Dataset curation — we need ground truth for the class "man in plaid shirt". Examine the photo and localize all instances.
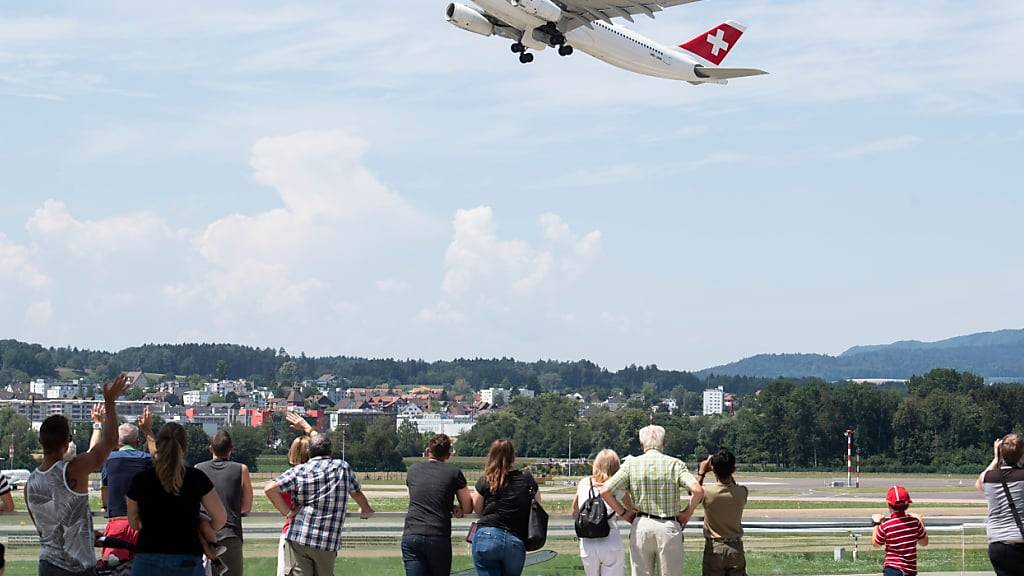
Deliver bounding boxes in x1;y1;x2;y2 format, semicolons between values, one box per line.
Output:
601;425;704;576
266;412;374;575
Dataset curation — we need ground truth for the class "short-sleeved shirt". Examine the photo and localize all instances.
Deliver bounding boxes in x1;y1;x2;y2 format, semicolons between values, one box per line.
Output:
702;482;748;540
873;511;926;575
126;467;215;556
404;460;468;537
102;446;152;518
604;449;697;519
475;471;538;543
276;456;361;551
982;466;1024;543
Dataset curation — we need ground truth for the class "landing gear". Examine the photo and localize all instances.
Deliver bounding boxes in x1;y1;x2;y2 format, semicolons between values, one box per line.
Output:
558;45;574;57
511;42;525;53
551;33;566;47
519;52;535;64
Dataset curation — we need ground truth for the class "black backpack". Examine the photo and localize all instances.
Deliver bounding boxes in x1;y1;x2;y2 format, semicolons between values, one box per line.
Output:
575;482;612;539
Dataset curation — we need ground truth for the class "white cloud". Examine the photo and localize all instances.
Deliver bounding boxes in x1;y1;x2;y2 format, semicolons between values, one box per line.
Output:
837;135;923;159
0;233;49;288
423;207;602;329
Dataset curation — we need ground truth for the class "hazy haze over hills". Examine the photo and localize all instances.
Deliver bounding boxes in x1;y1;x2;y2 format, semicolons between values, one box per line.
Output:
698;329;1024;380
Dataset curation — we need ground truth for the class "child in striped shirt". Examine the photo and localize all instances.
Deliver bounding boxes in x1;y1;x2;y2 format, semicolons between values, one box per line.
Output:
872;485;929;576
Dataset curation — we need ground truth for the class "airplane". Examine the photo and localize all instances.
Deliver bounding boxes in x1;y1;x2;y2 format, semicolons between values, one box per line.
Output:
445;0;767;84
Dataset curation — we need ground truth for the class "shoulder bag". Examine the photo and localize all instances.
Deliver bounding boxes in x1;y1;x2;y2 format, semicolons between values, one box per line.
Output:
999;467;1024;539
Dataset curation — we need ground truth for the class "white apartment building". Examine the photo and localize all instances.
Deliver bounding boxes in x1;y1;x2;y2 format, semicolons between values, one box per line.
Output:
45;380;91;399
398;413;476;437
479;388;511;406
703;386;724;416
0;399;160;427
183;390;211;406
205;380;249;396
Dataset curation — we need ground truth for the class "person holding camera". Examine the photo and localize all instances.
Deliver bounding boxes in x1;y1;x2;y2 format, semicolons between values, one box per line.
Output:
698;449;748;576
976;434;1024;576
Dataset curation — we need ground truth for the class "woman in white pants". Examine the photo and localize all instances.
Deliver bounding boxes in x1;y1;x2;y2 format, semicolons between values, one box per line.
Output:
573;449;632;576
276;436;310;576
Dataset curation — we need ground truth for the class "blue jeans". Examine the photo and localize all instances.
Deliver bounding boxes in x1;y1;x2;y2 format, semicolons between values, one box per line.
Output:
131;553;205;576
882;568;908;576
471;526;526;576
402;534;453;576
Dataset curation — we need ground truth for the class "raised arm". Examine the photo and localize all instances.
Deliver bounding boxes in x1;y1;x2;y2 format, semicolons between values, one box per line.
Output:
976;438;1002;493
88;403;104;451
69;375;129;491
138;408;157;456
286;411;317;437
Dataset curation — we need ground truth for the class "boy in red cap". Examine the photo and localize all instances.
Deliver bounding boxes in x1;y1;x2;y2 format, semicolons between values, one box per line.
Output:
872;485;929;576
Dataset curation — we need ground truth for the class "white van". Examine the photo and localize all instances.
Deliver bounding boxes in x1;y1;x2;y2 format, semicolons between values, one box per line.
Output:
3;469;31;490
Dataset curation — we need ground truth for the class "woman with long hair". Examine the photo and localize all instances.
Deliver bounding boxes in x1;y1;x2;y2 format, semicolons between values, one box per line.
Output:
276;436;310;576
471;440;540;576
126;423;226;576
572;449;631;576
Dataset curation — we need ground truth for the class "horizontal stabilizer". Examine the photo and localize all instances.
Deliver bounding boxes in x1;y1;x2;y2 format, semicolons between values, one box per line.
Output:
693;67;767;80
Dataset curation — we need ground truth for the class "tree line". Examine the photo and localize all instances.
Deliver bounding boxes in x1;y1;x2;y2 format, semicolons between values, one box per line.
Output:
0;339;771;397
457;369;1024;474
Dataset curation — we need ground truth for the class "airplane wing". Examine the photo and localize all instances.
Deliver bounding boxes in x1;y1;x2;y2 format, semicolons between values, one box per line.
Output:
693;66;768;80
559;1;703;31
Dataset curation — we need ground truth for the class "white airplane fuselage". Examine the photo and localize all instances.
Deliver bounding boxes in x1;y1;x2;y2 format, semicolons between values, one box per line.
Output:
470;0;710;82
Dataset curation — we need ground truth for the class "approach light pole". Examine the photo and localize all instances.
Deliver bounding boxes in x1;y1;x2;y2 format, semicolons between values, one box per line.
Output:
844;429;854;488
565;423;575;479
340;422;350;462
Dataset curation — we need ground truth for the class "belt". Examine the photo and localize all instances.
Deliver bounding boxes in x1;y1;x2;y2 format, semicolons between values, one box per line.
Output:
705;536;743;544
635;511;676;522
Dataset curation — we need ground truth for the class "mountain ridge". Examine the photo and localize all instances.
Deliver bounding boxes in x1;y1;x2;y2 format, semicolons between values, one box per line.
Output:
698;328;1024;380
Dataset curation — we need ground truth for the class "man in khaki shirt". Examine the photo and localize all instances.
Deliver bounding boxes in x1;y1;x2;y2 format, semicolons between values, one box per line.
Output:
698;449;748;576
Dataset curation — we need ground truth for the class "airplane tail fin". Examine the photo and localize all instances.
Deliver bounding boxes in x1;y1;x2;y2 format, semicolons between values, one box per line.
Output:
678;21;746;66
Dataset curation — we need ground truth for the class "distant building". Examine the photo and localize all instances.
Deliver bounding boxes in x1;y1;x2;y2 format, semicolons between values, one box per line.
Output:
44;380;90;399
399;413;476;437
124;371;149;389
479;388;511;407
517;388;535;399
1;399;159;428
328;409;396;431
205;380;249;396
183;390;211;406
703;386;724;416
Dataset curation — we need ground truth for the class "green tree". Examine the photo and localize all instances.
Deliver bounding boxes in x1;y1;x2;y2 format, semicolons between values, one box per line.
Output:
0;409;39;468
186;424;211;466
214;360;228;382
221;424;265;472
397;420;427;457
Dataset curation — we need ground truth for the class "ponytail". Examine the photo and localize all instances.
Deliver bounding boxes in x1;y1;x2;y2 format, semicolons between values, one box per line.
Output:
154;422;188;495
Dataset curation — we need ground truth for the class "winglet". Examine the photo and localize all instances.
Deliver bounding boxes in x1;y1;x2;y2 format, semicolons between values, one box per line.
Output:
679;21;747;66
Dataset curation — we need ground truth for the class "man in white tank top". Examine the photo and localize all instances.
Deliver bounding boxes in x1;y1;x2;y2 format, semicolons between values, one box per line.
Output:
26;374;130;576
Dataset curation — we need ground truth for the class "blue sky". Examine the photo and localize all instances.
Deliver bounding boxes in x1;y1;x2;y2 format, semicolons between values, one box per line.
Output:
1;0;1021;371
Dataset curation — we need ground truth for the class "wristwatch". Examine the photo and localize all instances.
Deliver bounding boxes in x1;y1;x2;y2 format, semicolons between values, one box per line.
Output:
93;423;102;430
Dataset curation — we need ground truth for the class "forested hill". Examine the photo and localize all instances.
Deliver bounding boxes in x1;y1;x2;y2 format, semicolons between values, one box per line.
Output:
698;329;1024;380
0;339;774;395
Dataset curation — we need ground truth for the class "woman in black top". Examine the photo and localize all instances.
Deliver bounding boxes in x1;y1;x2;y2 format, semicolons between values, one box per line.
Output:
402;434;473;576
126;423;226;576
471;440;540;576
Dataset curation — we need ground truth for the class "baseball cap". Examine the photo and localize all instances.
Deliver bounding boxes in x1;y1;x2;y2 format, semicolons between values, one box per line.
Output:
886;485;912;506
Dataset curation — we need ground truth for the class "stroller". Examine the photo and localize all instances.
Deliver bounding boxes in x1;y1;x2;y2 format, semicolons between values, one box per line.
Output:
95;535;135;576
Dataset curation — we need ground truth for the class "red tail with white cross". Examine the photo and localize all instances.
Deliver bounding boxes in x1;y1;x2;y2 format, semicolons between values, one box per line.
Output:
678;21;746;66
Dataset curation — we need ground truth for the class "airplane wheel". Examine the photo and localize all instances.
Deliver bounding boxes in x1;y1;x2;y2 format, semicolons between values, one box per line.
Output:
511;42;525;53
559;45;574;56
519;52;534;64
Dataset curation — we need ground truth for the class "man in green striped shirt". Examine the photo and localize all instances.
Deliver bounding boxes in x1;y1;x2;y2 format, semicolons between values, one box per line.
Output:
602;425;704;576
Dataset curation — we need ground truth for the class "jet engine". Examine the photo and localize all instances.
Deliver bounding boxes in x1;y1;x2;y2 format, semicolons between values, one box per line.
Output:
446;3;494;36
510;0;562;23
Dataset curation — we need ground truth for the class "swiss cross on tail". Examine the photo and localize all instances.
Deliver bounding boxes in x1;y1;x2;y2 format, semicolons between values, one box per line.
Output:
678;21;747;66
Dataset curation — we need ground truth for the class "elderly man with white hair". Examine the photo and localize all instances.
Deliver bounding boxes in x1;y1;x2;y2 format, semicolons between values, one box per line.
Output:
601;424;704;576
89;405;156;563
